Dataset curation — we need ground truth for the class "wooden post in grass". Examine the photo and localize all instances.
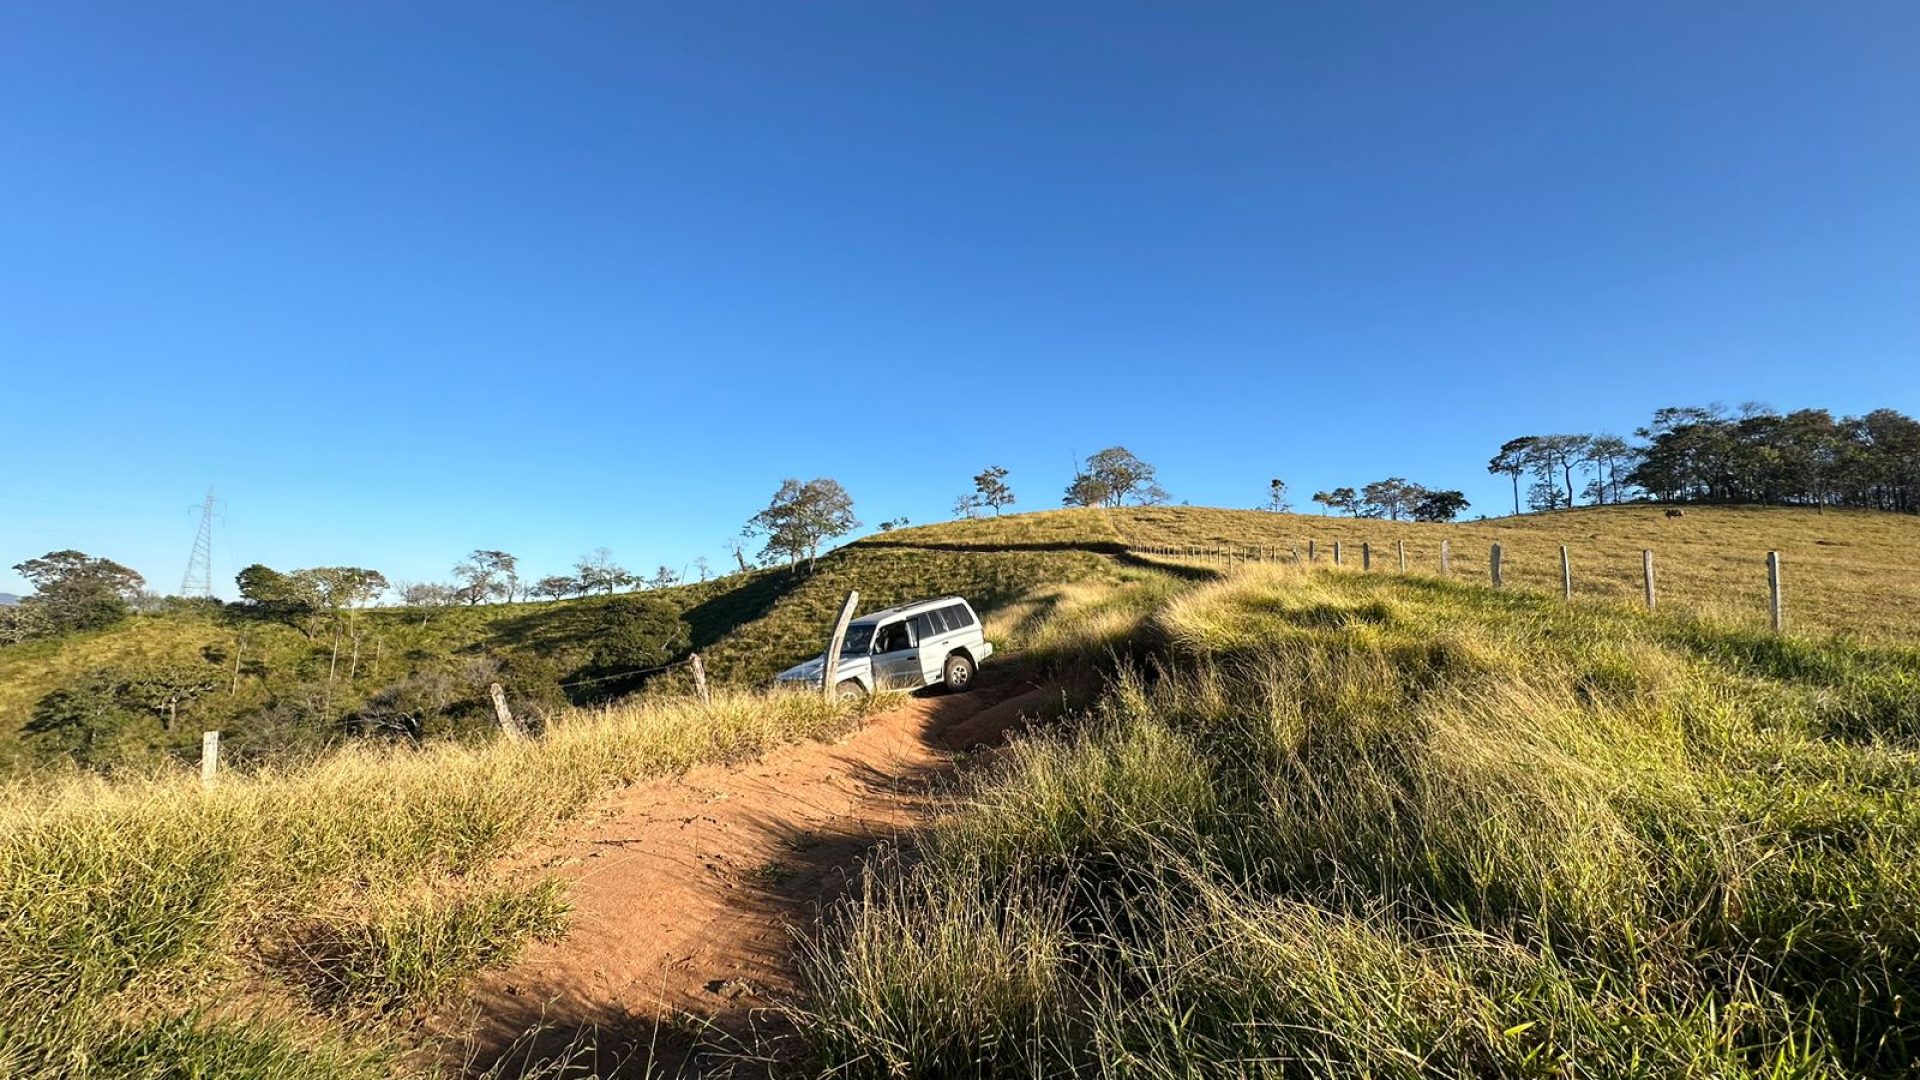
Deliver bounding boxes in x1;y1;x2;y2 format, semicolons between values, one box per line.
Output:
1440;539;1450;576
489;682;527;742
1397;539;1406;572
1560;545;1572;599
1333;541;1343;566
822;589;861;702
1767;551;1783;632
689;652;710;705
1490;543;1504;587
1642;550;1656;610
1362;542;1372;571
200;731;219;789
1308;539;1317;562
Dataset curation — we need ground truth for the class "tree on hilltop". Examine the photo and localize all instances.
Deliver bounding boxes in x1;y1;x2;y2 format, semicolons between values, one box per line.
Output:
1360;478;1423;521
1063;447;1166;507
574;548;634;595
11;550;145;634
1266;479;1291;512
453;550;519;604
973;466;1015;515
1412;489;1470;522
745;478;858;572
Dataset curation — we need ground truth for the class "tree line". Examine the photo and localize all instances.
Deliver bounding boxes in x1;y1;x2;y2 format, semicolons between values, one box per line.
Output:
1305;480;1470;522
1488;404;1920;514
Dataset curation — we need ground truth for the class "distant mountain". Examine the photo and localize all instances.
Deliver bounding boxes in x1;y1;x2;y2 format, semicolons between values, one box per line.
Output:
0;594;17;607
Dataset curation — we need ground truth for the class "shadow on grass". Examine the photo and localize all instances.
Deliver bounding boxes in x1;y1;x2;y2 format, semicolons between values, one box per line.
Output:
456;672;1060;1079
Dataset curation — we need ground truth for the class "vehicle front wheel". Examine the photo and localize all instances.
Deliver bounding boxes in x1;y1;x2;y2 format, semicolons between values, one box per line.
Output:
835;679;867;703
942;653;976;692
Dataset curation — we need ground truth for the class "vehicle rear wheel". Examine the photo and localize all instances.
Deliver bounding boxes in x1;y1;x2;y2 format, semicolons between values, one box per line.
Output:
835;679;867;703
942;653;976;692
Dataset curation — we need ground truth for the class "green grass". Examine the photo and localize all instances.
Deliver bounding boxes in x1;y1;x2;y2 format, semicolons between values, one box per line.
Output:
799;561;1920;1076
5;504;1919;1075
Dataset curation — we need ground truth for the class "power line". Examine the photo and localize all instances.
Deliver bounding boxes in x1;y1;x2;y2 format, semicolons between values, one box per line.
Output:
180;490;217;598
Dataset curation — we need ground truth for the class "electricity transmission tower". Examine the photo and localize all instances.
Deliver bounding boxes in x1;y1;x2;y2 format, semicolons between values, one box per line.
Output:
180;489;217;598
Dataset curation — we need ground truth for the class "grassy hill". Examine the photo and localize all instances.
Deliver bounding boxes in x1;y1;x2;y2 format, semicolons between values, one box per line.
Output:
2;503;1915;772
0;504;1917;1076
911;503;1920;642
0;537;1111;771
799;562;1920;1075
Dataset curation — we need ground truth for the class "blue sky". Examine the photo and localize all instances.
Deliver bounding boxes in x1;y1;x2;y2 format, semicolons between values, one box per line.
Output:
3;2;1916;598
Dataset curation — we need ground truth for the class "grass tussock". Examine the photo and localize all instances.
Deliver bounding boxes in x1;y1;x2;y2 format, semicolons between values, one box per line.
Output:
800;562;1920;1077
0;685;882;1078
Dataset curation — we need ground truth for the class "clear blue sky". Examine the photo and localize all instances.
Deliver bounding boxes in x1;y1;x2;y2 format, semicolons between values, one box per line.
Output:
3;2;1916;598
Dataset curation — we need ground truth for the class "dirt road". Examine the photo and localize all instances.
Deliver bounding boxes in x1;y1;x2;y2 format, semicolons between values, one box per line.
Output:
450;674;1057;1078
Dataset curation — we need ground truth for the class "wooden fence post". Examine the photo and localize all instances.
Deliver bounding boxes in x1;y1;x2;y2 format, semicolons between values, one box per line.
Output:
1642;550;1656;610
689;652;710;705
1397;539;1406;572
1362;542;1372;571
1560;545;1572;599
1440;539;1450;576
1767;551;1783;632
200;731;220;789
1490;543;1504;587
1308;539;1317;562
489;682;527;742
822;589;861;702
1334;541;1344;566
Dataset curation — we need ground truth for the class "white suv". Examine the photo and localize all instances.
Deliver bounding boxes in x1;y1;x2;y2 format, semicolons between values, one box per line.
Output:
776;596;994;699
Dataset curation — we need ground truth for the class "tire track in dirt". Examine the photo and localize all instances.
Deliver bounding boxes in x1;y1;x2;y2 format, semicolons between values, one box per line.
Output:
446;673;1059;1078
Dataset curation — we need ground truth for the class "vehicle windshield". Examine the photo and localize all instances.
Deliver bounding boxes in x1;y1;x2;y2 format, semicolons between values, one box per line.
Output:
838;623;876;656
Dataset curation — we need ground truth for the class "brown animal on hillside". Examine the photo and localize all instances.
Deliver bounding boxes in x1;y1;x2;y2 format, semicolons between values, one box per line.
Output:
1665;508;1686;519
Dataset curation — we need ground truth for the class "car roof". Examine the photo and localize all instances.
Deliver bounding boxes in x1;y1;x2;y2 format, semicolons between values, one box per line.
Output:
852;595;969;626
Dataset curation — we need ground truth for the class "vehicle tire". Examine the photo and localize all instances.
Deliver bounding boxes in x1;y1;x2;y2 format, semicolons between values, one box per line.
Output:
834;679;867;703
942;652;976;693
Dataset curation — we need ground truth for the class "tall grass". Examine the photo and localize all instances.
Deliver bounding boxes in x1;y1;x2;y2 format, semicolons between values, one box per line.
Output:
0;686;876;1077
800;563;1920;1076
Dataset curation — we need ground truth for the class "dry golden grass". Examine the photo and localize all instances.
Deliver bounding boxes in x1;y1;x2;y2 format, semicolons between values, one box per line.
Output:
1109;504;1920;641
0;685;887;1078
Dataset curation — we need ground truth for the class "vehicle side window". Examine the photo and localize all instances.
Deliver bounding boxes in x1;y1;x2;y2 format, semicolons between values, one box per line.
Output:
876;621;913;653
944;604;975;629
912;612;939;640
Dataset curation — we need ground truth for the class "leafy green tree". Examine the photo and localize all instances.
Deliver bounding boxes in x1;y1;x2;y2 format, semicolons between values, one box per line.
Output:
302;567;388;613
118;661;222;732
1586;434;1637;504
1487;437;1540;516
0;603;54;646
574;549;634;595
745;478;859;571
973;466;1015;514
1360;478;1423;521
395;581;459;607
1412;490;1470;522
1309;490;1336;515
1062;474;1111;508
648;565;681;590
1064;447;1166;507
454;550;519;604
24;672;146;767
10;550;145;633
533;575;580;602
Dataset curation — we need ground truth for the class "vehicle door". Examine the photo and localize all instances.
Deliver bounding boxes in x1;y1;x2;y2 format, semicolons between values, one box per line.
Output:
869;619;922;689
912;607;960;683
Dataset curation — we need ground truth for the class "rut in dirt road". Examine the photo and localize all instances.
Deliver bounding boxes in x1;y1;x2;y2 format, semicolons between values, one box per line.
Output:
449;672;1060;1078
